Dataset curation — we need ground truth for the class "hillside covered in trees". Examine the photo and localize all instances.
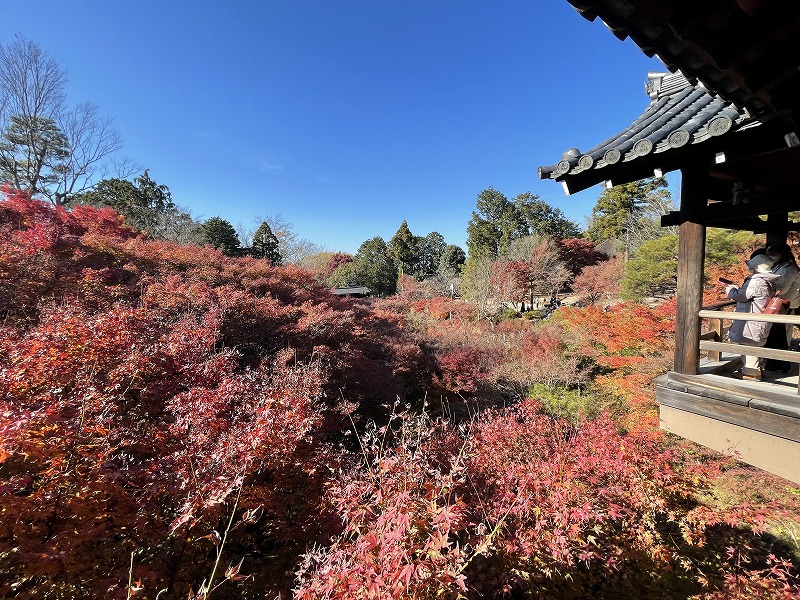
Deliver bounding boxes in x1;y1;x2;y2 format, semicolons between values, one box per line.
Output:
1;190;799;599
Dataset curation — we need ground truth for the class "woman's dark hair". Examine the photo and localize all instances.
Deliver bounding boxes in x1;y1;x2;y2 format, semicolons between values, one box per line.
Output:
750;247;767;259
767;243;795;262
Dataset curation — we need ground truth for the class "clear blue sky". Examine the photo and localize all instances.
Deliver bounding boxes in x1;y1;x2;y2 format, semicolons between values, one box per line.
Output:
5;0;670;254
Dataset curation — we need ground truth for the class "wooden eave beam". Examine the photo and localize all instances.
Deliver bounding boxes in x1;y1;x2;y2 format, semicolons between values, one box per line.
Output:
659;211;795;232
704;198;800;221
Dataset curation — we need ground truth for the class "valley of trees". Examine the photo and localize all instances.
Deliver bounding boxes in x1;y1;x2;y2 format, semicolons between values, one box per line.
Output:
1;35;799;600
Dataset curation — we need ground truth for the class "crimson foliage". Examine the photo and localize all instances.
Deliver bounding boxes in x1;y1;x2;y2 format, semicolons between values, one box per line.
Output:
0;191;429;598
1;191;796;599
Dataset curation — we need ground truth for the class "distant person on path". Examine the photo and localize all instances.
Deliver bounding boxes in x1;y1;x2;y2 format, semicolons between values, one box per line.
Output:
763;243;800;372
724;251;779;380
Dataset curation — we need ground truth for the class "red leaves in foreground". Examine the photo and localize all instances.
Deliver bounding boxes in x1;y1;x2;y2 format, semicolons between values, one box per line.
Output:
295;402;780;599
1;192;797;598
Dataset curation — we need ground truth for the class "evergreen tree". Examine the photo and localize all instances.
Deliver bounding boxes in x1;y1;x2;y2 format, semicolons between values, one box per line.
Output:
514;192;581;239
466;187;525;259
466;188;578;260
355;236;398;296
586;177;669;244
251;221;282;265
201;217;241;257
622;228;757;299
0;114;69;197
72;170;179;236
388;220;418;274
414;231;446;279
438;244;466;277
0;37;123;204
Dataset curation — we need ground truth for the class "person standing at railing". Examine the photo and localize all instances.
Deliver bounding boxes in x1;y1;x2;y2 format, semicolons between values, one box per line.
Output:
763;243;800;373
723;252;780;380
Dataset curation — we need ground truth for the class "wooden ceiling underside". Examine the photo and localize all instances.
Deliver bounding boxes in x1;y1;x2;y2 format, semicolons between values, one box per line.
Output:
566;0;800;125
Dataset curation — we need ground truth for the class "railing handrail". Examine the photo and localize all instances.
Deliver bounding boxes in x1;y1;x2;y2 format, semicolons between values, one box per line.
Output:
698;309;800;325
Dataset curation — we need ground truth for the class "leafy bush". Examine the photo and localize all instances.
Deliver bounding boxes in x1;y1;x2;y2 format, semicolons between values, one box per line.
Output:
529;383;627;422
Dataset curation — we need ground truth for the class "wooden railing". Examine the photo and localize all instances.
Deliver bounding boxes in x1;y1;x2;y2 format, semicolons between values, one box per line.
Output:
698;301;800;391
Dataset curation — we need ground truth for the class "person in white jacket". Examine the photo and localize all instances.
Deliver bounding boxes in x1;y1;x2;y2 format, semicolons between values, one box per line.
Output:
725;252;780;380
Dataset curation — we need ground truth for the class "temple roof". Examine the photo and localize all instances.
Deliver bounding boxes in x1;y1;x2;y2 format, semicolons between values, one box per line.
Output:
563;0;800;124
539;0;800;196
539;72;760;192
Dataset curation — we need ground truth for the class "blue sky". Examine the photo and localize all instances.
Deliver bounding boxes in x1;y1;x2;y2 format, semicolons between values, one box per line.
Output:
5;0;670;254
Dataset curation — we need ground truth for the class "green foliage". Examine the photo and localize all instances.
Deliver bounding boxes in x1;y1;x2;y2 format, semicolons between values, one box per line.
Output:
705;228;759;266
355;236;399;296
251;220;282;265
72;170;179;236
201;216;241;256
515;191;582;239
495;306;521;321
522;309;547;319
0;36;122;205
0;114;69;196
622;234;679;299
327;260;361;288
530;383;627;423
388;220;418;273
586;177;670;243
467;188;580;259
467;187;520;258
621;228;759;300
438;244;466;276
414;231;446;280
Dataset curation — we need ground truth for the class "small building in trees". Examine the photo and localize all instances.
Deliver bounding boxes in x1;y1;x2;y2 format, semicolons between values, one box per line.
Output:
331;286;371;298
540;0;800;484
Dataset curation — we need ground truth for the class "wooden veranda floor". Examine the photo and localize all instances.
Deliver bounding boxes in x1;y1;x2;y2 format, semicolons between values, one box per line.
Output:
656;354;800;485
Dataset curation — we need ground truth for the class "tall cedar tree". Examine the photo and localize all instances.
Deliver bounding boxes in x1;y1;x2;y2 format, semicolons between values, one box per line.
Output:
251;220;282;265
356;236;399;296
414;231;447;280
388;220;418;274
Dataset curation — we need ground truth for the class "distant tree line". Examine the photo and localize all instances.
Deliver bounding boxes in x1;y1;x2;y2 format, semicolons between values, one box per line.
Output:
1;35;757;303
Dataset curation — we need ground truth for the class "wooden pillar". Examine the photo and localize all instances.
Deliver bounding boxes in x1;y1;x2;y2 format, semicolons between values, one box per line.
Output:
674;168;707;374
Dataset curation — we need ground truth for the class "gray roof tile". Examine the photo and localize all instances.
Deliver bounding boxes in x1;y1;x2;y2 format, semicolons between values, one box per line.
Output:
539;72;757;183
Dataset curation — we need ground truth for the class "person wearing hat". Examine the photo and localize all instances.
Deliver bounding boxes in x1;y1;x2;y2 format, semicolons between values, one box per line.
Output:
723;251;780;380
762;243;800;372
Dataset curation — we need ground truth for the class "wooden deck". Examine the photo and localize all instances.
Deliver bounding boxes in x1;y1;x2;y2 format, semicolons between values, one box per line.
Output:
656;355;800;485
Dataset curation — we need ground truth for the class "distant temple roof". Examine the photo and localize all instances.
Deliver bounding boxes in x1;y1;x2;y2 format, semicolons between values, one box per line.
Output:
331;286;371;297
539;72;763;194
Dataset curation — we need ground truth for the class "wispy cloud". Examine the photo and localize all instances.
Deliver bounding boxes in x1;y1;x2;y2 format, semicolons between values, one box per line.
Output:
194;129;216;140
256;157;284;173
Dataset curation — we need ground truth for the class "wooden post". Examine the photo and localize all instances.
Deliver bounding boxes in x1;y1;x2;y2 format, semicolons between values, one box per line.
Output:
708;318;722;362
674;168;707;374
